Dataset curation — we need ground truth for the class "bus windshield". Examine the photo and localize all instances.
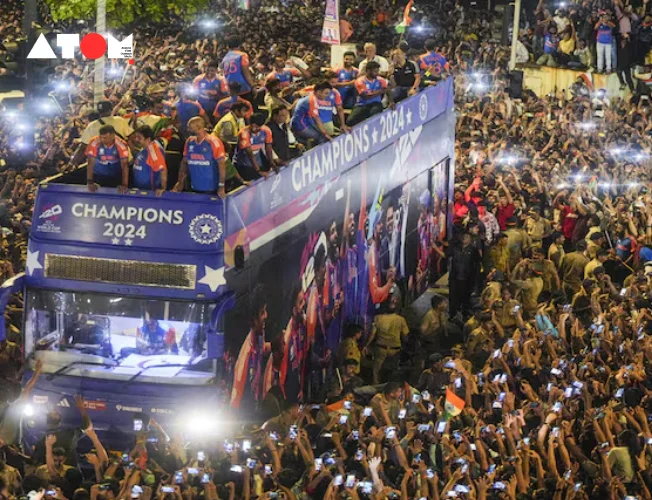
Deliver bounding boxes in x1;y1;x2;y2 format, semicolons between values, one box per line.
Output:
25;289;215;382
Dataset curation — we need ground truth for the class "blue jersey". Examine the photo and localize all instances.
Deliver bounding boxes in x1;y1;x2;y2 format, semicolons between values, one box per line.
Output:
334;66;359;102
544;33;559;54
193;74;228;114
222;50;252;94
85;136;129;179
175;99;205;134
419;51;449;77
233;126;273;169
290;95;319;132
354;76;388;105
183;134;226;192
133;140;166;190
597;23;613;44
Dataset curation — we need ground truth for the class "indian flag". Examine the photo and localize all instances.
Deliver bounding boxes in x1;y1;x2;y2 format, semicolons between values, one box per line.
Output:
395;0;413;33
444;388;465;418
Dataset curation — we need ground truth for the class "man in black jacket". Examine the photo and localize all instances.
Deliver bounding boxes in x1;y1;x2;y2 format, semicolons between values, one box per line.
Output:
266;107;303;164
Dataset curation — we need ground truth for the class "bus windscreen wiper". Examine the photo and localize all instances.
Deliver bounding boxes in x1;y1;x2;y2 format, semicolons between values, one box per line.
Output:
124;363;198;385
51;360;117;377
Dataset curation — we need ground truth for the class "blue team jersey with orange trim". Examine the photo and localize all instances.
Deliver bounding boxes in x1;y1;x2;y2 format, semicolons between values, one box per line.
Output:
334;66;359;101
175;99;205;133
419;51;449;76
302;87;343;124
265;68;301;88
234;126;273;168
354;76;388;105
85;136;129;179
183;135;226;192
290;95;320;132
193;74;229;113
133;140;167;190
222;50;251;93
213;96;254;120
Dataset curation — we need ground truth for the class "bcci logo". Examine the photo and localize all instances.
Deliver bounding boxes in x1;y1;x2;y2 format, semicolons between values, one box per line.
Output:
419;94;428;121
189;214;223;245
39;204;62;221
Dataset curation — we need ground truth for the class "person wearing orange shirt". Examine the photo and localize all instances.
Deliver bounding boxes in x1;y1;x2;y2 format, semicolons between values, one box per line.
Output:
132;125;167;196
84;125;130;193
348;61;393;127
221;36;256;103
233;112;275;181
175;117;227;197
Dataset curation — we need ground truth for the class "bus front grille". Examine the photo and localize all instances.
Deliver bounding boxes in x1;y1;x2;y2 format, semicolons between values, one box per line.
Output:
44;254;197;290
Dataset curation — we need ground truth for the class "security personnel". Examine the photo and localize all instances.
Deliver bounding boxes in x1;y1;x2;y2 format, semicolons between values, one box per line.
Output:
584;248;609;279
511;261;544;317
175;116;227;198
493;286;521;331
364;295;409;384
560;240;589;298
587;231;606;259
530;247;561;293
212;102;252;190
213;101;250;151
524;207;552;249
488;233;510;277
505;217;532;270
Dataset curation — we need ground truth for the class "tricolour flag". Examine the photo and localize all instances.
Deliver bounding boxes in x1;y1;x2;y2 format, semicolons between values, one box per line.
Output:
444;388;465;418
403;0;414;26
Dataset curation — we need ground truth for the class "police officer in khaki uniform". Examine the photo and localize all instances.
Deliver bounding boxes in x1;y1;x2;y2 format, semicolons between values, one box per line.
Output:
364;296;410;384
493;285;521;331
560;240;589;299
524;207;552;249
488;233;510;277
505;217;532;270
587;231;606;260
584;248;609;279
531;247;561;293
512;262;544;316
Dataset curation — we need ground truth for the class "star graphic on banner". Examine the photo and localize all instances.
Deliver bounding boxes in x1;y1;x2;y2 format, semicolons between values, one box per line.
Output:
200;223;212;234
111;238;120;245
198;265;226;292
371;128;379;143
26;250;43;275
406;108;413;125
124;238;133;246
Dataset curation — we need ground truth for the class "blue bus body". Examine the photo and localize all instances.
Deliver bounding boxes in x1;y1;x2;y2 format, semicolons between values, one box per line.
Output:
3;79;455;450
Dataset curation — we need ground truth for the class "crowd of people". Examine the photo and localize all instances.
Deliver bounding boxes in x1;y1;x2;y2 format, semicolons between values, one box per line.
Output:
0;0;652;498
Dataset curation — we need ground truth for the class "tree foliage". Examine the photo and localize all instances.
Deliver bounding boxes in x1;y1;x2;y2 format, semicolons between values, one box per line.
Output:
44;0;210;27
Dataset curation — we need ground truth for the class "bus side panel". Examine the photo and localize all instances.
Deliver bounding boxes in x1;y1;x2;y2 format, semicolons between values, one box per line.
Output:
225;113;454;412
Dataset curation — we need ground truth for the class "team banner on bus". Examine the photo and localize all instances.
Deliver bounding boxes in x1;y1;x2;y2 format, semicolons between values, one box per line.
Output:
32;186;225;253
226;80;454;237
321;0;341;45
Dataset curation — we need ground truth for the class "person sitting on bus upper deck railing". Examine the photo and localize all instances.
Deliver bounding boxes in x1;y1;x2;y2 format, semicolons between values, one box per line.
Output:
233;112;277;182
84;125;130;194
347;61;394;128
173;117;227;198
131;126;168;197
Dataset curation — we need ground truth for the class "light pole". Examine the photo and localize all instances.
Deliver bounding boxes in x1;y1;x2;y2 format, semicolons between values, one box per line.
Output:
509;0;522;71
94;0;106;106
